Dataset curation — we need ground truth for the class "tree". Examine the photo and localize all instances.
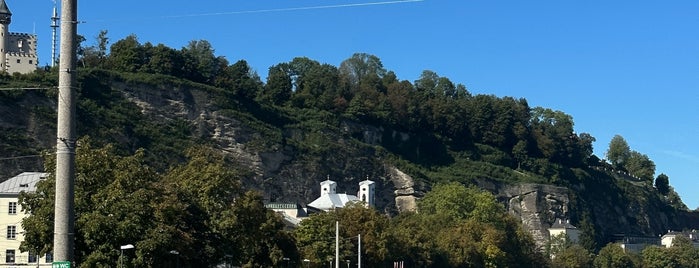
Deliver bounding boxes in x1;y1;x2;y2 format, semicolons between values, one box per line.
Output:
624;151;655;181
140;43;185;76
259;64;292;105
654;173;670;195
19;140;285;267
216;60;263;99
416;182;546;267
181;40;222;83
606;135;630;169
551;244;593;268
222;191;298;267
593;243;635;268
418;182;505;225
107;34;144;72
20;139;160;266
338;53;386;90
78;30;109;68
642;246;678;268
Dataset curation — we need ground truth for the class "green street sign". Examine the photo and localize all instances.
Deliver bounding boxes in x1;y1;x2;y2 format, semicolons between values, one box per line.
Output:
52;261;71;268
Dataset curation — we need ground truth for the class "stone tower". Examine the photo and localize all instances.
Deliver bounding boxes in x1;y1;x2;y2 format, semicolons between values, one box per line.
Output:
0;0;11;71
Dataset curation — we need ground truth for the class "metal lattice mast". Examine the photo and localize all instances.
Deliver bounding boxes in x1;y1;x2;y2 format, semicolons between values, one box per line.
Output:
50;2;59;67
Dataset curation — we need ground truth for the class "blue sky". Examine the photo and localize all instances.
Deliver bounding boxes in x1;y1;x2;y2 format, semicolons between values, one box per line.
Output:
8;0;698;209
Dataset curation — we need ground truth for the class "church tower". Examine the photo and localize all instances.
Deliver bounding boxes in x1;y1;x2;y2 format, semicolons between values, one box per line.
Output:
358;180;375;207
0;0;11;72
319;179;337;196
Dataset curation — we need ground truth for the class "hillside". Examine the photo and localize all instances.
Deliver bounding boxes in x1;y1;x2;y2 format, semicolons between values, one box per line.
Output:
1;58;697;250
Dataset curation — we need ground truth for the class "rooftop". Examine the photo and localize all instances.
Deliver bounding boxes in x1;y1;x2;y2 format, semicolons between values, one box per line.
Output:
0;172;48;194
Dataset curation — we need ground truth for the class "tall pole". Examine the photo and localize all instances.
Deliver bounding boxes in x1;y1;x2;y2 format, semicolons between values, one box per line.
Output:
357;234;361;268
335;221;339;268
54;0;77;264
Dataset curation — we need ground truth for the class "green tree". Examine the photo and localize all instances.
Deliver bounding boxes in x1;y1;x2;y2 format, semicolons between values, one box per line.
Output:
642;246;678;268
181;40;222;83
606;135;630;169
216;60;263;99
668;235;699;267
293;212;344;266
140;43;185;76
654;173;670;195
551;244;593;268
260;64;293;105
338;53;386;90
79;30;109;68
418;182;505;225
19;141;275;267
222;191;298;267
624;151;655;181
107;34;144;72
593;243;635;268
21;139;160;266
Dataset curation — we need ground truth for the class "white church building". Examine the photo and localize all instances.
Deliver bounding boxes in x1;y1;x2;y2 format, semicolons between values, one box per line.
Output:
307;179;375;211
266;179;376;226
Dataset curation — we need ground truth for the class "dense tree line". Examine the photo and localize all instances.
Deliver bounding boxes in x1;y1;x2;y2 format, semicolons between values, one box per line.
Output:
77;33;598;175
20;147;548;267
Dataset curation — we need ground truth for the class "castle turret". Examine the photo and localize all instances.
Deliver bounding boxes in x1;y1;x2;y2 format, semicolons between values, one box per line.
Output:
0;0;11;72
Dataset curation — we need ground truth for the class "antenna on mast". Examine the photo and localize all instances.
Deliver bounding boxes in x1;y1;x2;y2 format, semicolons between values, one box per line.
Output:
50;0;59;67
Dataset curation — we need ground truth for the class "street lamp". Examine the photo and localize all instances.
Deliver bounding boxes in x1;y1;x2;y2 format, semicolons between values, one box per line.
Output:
282;257;290;268
346;259;350;268
119;244;134;268
169;250;179;268
303;259;310;268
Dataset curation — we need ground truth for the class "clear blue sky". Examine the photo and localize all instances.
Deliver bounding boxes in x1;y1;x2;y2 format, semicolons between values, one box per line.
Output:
8;0;698;209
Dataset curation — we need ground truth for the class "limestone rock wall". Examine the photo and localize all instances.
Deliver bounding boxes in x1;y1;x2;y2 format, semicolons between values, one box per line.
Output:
477;180;571;248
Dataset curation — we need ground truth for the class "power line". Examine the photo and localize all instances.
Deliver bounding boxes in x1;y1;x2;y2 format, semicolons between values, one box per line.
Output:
0;155;42;161
0;87;56;91
85;0;425;23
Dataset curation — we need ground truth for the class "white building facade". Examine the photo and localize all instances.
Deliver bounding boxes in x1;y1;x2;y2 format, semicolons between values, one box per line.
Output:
0;172;52;267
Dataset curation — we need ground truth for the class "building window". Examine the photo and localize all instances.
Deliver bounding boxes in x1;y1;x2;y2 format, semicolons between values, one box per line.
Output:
45;252;53;263
6;226;15;240
8;202;16;215
28;251;37;263
15;59;19;64
28;60;32;64
5;249;14;263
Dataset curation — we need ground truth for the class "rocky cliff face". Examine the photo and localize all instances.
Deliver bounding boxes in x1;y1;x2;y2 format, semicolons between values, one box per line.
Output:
477;180;571;248
2;74;697;251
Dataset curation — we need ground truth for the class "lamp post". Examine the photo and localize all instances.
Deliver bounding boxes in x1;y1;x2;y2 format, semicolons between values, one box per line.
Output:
119;244;134;268
282;257;290;268
169;250;179;268
303;258;310;268
346;259;350;268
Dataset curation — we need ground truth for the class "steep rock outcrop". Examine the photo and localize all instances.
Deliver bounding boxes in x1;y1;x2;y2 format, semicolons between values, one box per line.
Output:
477;180;571;248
